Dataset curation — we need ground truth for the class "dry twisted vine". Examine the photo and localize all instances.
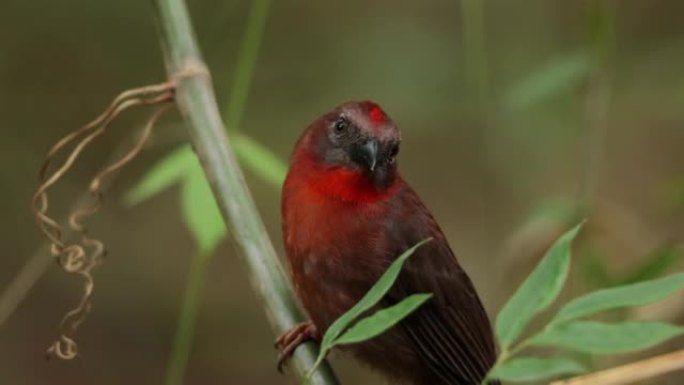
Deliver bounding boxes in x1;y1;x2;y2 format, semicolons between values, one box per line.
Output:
32;82;175;359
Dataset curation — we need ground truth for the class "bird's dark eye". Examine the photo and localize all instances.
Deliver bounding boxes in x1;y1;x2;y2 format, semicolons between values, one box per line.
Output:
388;144;399;162
333;117;349;133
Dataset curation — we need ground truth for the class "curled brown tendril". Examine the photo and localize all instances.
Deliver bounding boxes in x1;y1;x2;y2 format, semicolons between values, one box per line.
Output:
34;83;174;359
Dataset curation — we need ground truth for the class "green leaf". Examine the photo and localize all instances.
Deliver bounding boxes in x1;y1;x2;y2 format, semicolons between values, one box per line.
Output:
180;168;227;255
125;145;196;206
581;248;613;288
552;273;684;324
529;321;684;354
495;222;584;350
505;51;592;110
125;144;227;255
333;294;432;346
233;133;287;189
528;198;578;225
666;177;684;209
319;239;431;352
306;239;432;379
489;357;586;382
618;246;681;285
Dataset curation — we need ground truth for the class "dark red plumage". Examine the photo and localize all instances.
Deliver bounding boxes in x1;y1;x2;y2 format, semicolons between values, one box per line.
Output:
277;101;499;384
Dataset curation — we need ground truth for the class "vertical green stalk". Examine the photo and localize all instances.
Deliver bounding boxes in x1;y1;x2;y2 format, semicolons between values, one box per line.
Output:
223;0;271;134
577;0;616;211
0;247;53;327
461;0;490;111
163;0;278;383
165;251;210;385
222;0;287;190
460;0;491;255
152;0;338;383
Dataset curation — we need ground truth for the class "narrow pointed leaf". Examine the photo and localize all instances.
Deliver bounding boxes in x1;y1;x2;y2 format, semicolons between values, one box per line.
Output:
180;168;227;255
581;248;613;287
233;133;287;189
333;294;432;346
495;222;583;349
125;145;195;205
552;273;684;324
529;321;684;354
489;357;586;382
618;246;681;285
505;51;592;110
319;239;431;351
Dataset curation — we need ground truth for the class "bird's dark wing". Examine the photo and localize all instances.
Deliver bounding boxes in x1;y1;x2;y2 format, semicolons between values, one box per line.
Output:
384;182;498;385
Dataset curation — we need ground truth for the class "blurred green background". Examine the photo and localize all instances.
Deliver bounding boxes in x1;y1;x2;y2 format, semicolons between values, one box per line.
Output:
1;0;683;384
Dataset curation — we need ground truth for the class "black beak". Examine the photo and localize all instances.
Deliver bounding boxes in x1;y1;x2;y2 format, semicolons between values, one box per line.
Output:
352;139;379;172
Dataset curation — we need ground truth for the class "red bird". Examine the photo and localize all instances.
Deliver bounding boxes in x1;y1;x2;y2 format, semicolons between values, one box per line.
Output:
277;101;499;385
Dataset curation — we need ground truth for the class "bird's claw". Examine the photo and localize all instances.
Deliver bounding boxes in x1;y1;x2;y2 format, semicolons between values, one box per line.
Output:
274;320;318;373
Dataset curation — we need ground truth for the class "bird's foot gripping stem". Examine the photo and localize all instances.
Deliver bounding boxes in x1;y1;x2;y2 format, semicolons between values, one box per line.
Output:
274;320;319;372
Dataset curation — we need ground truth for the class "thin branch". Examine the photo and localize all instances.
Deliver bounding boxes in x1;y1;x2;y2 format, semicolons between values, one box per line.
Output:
165;251;210;385
151;0;338;383
165;0;273;382
576;0;616;211
460;0;493;259
223;0;271;134
0;245;53;327
550;349;684;385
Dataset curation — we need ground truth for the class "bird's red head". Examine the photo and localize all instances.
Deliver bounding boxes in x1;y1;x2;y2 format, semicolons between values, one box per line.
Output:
292;101;401;195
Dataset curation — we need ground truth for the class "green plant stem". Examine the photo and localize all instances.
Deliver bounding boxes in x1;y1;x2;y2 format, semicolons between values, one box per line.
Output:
152;1;338;383
577;0;616;211
0;246;53;327
484;335;534;384
223;0;271;134
164;0;272;380
460;0;492;258
461;0;489;110
165;251;210;385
